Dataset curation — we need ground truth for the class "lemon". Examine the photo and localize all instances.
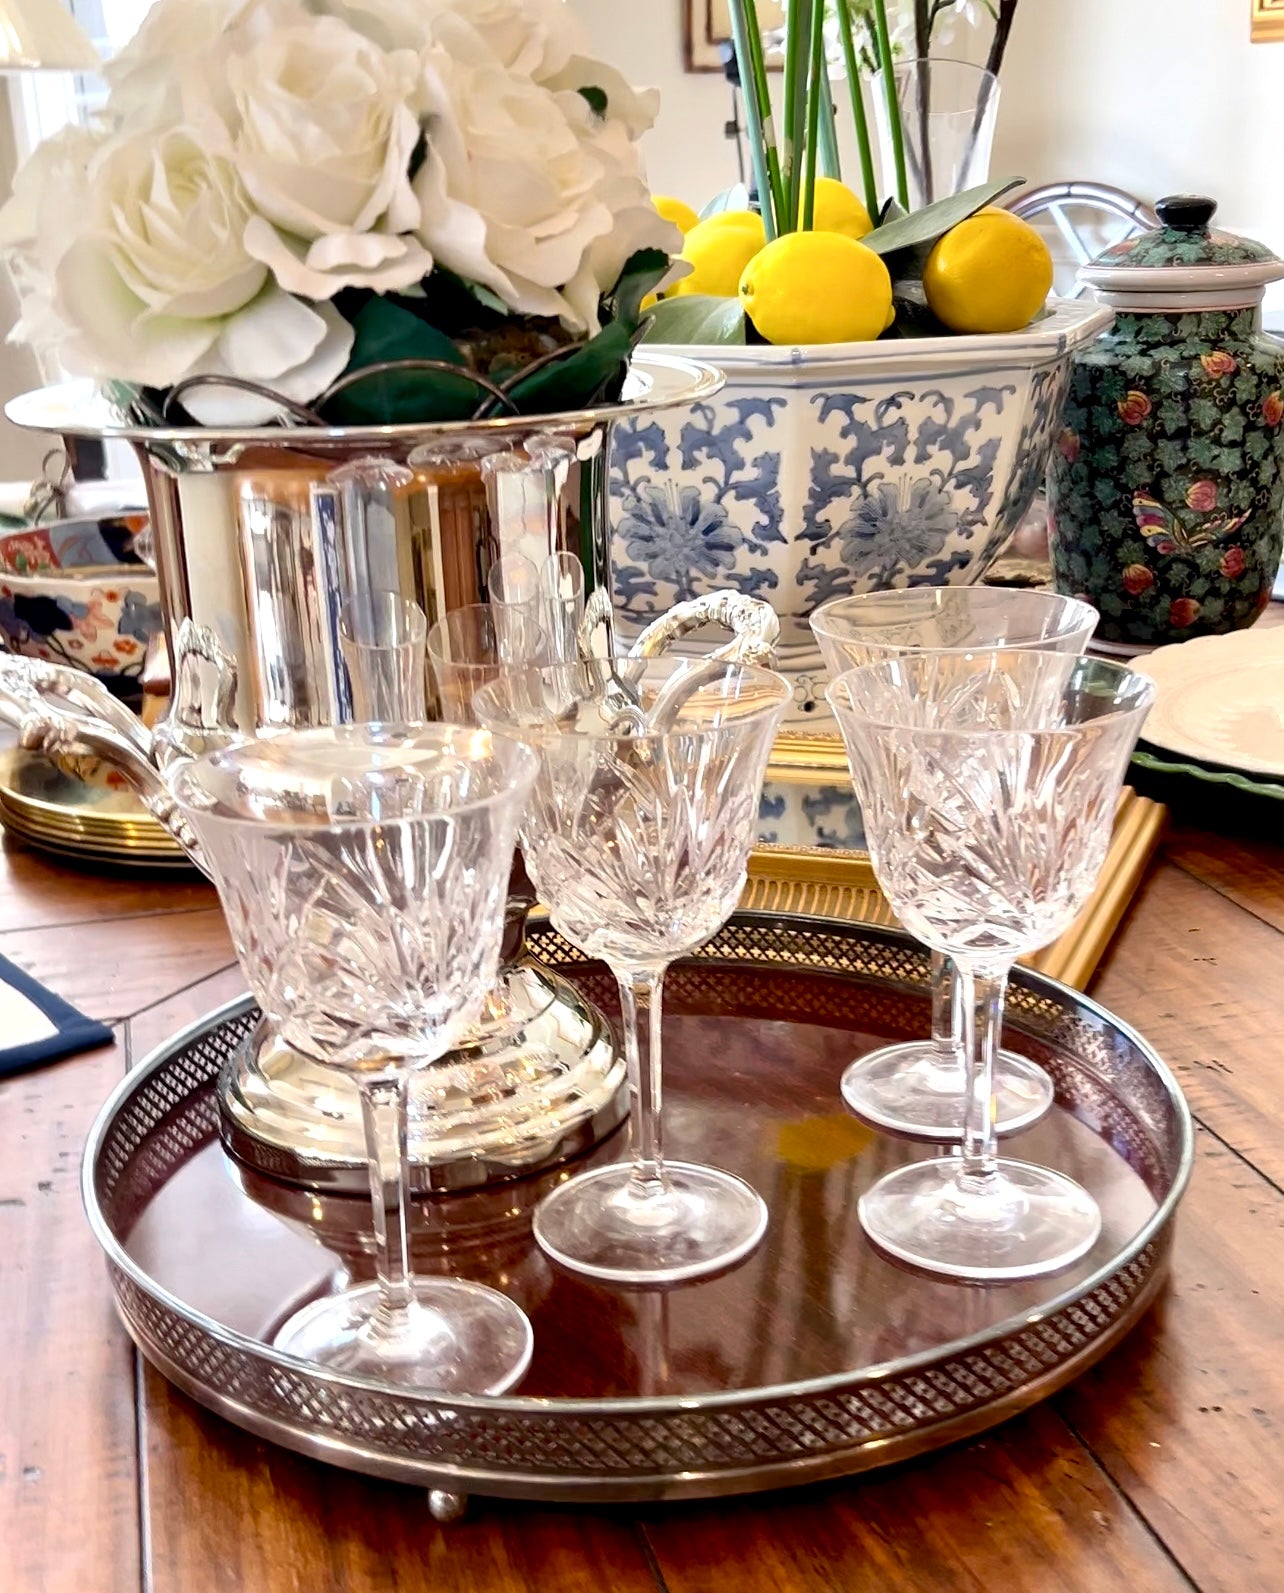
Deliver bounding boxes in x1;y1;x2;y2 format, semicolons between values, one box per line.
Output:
809;177;873;242
922;207;1054;334
739;231;892;344
669;210;767;298
653;195;700;235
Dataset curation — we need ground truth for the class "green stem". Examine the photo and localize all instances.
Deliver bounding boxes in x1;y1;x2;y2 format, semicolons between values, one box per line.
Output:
742;0;788;232
782;0;814;231
833;0;878;217
802;0;826;227
818;85;841;181
727;0;780;239
871;0;908;209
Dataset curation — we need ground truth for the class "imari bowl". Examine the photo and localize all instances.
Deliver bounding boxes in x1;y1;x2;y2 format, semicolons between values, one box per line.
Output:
0;566;162;703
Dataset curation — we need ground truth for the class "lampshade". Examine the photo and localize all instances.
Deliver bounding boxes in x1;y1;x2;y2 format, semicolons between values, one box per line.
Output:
0;0;100;72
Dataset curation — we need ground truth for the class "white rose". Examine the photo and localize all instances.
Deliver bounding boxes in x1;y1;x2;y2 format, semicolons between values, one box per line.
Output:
51;127;268;386
323;0;581;78
413;17;619;330
0;124;104;354
103;0;306;128
211;16;433;299
41;126;351;423
544;56;662;140
542;73;680;330
177;290;354;426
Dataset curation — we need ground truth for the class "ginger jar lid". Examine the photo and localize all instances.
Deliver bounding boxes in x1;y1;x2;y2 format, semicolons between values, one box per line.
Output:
1079;195;1284;312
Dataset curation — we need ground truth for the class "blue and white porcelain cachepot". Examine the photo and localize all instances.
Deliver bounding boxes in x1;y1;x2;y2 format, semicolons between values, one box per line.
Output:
609;298;1111;723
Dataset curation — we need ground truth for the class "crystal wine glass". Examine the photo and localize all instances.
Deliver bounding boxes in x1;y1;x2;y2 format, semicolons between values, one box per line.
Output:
810;587;1098;1140
475;656;791;1284
828;651;1153;1280
338;590;428;725
427;603;547;724
171;724;539;1388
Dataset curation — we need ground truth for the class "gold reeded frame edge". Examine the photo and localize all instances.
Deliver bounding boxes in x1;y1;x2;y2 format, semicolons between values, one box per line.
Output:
751;735;1166;992
1252;0;1284;42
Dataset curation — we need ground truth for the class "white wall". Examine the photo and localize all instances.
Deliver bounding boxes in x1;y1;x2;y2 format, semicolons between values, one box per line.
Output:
993;0;1284;253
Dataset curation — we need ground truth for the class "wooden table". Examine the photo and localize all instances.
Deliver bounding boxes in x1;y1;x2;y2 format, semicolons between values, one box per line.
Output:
1;770;1280;1593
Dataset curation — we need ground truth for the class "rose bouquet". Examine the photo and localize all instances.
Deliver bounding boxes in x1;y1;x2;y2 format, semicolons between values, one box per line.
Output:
0;0;679;426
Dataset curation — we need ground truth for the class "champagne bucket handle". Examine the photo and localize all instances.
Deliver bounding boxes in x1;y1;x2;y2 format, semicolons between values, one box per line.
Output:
630;592;780;668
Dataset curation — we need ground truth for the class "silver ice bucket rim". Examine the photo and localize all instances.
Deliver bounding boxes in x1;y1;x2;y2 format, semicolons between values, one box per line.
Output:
4;353;724;448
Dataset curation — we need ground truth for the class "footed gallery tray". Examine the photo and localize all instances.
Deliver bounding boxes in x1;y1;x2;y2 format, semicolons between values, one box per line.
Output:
83;915;1192;1507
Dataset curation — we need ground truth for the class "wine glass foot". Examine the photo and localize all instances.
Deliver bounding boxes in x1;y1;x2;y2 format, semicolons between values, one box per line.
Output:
533;1160;768;1284
840;1041;1054;1140
858;1156;1102;1282
274;1277;533;1392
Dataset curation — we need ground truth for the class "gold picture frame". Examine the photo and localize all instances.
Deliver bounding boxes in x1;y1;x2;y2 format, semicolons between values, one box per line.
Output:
1252;0;1284;40
685;0;785;72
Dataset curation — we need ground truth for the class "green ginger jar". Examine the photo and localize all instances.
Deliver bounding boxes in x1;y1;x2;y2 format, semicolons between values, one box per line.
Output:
1048;195;1284;654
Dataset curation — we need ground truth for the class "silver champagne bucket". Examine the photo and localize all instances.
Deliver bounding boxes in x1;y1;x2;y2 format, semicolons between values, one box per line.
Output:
0;356;783;1194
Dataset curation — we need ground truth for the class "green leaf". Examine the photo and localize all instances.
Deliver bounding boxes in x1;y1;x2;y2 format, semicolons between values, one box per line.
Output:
502;320;634;413
880;282;951;338
700;183;752;220
639;294;747;346
322;297;478;425
466;281;509;316
607;248;672;330
861;177;1027;259
578;85;607;117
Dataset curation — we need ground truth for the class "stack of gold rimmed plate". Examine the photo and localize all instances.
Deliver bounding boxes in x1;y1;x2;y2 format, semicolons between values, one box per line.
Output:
0;748;191;868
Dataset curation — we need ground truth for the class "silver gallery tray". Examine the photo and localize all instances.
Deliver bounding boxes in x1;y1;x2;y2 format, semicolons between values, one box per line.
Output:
83;914;1192;1507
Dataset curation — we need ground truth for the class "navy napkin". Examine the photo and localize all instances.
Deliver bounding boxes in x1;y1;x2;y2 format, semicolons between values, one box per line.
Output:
0;951;113;1079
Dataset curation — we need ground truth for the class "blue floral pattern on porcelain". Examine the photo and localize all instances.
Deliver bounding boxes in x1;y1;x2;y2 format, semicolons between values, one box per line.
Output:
610;303;1113;723
757;780;867;850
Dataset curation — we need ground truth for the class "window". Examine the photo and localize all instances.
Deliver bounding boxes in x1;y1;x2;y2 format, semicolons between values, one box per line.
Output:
8;1;154;162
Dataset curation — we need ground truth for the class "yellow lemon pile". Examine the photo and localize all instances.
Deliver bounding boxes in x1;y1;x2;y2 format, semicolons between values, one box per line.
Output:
651;185;1054;347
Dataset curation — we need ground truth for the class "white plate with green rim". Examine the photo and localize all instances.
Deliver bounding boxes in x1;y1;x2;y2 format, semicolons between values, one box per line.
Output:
1131;627;1284;782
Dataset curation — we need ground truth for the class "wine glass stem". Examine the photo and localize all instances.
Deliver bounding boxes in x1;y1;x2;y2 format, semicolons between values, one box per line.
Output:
954;958;1011;1190
928;947;959;1059
357;1073;417;1341
615;964;672;1198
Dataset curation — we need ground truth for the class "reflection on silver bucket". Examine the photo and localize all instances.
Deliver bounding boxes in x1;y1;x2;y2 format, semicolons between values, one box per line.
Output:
0;357;766;1196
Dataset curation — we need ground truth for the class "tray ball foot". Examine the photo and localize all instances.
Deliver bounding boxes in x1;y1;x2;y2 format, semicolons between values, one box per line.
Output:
429;1489;469;1523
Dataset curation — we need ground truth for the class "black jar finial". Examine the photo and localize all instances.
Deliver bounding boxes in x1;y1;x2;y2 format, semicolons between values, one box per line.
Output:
1155;195;1217;233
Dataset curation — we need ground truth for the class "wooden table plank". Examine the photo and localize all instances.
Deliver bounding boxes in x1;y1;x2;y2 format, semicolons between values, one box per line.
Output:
0;836;211;932
1092;862;1284;1186
0;907;235;1026
1162;823;1284;935
0;1042;140;1593
638;1404;1192;1593
1055;1127;1283;1593
142;1373;663;1593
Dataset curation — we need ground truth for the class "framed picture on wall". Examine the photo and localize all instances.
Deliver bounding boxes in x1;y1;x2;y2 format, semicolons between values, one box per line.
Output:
1252;0;1284;40
684;0;785;72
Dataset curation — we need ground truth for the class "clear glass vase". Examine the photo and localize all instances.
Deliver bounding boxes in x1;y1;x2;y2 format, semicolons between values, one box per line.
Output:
873;58;1000;211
